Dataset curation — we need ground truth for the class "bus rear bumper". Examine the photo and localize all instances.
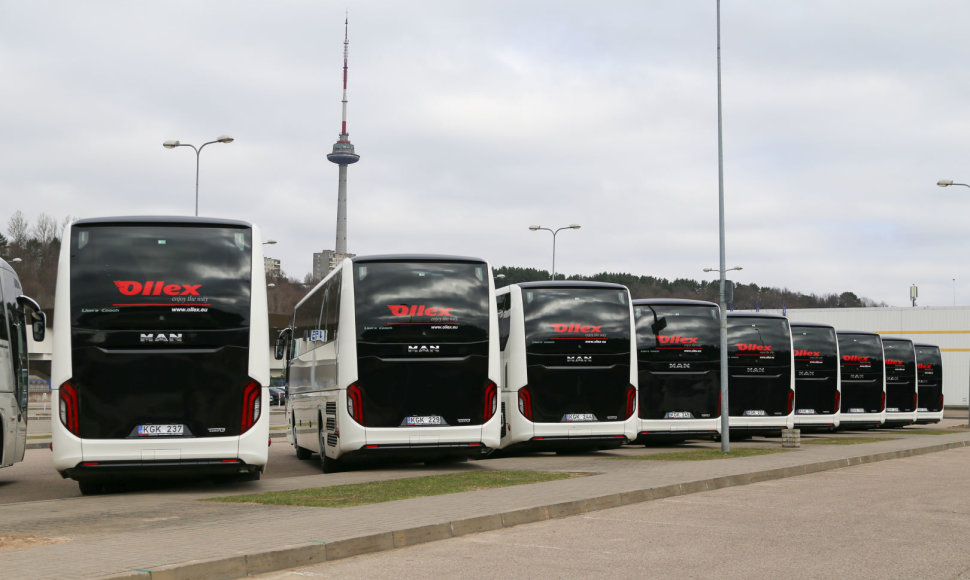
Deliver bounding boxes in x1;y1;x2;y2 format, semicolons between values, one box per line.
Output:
62;458;261;481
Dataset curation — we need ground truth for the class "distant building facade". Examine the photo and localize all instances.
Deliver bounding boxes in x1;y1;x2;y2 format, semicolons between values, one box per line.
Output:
312;250;355;281
263;257;281;280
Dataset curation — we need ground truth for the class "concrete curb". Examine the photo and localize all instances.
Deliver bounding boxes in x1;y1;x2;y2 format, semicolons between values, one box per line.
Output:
123;438;970;579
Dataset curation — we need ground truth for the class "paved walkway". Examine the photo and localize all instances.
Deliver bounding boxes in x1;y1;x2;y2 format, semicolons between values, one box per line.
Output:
2;421;968;579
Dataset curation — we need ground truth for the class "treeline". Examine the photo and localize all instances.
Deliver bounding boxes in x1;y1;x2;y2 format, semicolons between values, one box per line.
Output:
0;212;70;310
494;266;886;310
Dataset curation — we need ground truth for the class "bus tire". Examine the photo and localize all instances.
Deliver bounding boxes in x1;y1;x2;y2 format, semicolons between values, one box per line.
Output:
294;424;312;460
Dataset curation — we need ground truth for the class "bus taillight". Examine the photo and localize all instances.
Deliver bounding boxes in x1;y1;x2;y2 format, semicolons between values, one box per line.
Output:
518;387;533;421
880;392;886;412
787;389;795;415
834;391;841;414
241;380;261;433
483;380;497;422
913;392;918;412
940;394;945;410
59;381;80;436
347;383;364;425
624;385;636;419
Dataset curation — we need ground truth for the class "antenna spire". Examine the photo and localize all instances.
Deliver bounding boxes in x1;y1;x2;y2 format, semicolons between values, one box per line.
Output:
327;12;360;258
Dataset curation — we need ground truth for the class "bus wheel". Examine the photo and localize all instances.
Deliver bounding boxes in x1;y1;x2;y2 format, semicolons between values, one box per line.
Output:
294;424;312;460
78;480;104;495
318;428;343;473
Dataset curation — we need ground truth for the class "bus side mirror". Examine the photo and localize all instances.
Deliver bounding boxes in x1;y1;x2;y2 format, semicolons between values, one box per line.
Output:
17;295;45;342
275;328;291;361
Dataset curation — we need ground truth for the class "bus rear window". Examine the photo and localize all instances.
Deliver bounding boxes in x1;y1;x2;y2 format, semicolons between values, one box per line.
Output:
635;304;719;361
792;326;838;371
70;225;252;331
354;261;489;343
523;287;630;355
727;318;791;366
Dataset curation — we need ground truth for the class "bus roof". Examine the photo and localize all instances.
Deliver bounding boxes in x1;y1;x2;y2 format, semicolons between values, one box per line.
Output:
72;216;252;228
351;254;487;264
881;336;915;344
835;329;881;337
513;281;628;291
726;311;787;320
789;321;836;329
914;343;940;349
632;298;717;308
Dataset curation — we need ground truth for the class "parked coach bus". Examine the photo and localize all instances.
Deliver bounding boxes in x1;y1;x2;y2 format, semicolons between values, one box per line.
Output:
0;259;46;469
278;255;501;472
836;330;885;429
496;281;637;451
725;312;795;433
790;322;840;431
633;299;720;442
881;337;918;428
52;217;271;494
914;343;944;425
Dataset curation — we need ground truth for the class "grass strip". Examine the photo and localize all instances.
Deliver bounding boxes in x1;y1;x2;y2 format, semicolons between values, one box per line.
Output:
890;429;954;435
208;470;572;508
802;437;895;445
609;448;790;461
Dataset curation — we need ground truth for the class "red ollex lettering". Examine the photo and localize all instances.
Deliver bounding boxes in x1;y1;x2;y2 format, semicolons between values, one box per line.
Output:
737;343;772;352
114;281;142;295
659;335;699;344
113;281;202;297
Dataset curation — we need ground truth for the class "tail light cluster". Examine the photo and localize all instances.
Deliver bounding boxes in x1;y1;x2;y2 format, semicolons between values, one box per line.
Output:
939;394;945;411
834;391;841;414
517;387;533;421
347;383;364;425
59;381;80;436
880;392;886;412
787;389;795;415
483;380;497;422
241;380;261;433
913;392;918;413
624;385;637;420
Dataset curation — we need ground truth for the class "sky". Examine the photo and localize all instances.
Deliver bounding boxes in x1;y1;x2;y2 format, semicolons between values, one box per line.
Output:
2;1;970;308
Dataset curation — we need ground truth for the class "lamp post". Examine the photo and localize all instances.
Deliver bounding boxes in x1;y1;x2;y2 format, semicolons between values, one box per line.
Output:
704;265;742;452
163;135;234;216
937;179;970;424
528;224;580;280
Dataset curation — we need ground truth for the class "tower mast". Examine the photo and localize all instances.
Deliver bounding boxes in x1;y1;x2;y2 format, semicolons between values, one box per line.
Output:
326;15;360;257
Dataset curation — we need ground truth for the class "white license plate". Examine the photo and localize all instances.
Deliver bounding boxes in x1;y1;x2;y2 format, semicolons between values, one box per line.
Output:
743;410;766;416
405;415;445;426
563;413;597;422
886;407;900;413
665;411;694;419
796;409;816;415
137;424;184;437
917;407;929;412
848;408;865;413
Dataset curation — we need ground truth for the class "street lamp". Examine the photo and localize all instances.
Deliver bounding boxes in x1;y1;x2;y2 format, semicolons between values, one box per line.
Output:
529;224;580;280
163;135;234;216
937;179;970;189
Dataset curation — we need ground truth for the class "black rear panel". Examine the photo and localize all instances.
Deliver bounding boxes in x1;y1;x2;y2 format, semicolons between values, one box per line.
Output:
915;345;944;412
792;326;839;415
837;333;884;414
68;223;254;439
726;316;792;417
883;339;917;413
634;303;720;420
522;286;632;423
353;260;492;427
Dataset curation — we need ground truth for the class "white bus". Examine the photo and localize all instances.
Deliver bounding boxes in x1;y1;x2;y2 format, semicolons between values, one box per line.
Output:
881;336;918;428
836;330;886;429
52;217;270;494
496;282;637;451
790;322;841;431
279;255;501;472
725;312;795;433
0;259;46;469
914;343;944;425
633;299;720;442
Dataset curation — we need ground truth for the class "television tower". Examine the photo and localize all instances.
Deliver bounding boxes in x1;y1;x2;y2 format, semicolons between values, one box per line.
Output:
326;15;360;257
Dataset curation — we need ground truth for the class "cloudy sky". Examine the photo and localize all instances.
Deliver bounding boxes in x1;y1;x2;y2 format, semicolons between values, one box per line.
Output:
3;1;969;307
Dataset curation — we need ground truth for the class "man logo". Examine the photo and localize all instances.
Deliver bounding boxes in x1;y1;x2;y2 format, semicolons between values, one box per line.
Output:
566;355;592;364
408;345;440;354
140;333;183;344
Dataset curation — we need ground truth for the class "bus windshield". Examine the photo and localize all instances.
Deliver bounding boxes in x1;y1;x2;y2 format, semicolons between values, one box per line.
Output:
70;224;252;331
635;303;719;362
883;340;915;380
727;317;790;367
792;326;838;372
355;261;489;343
838;334;883;377
522;287;629;355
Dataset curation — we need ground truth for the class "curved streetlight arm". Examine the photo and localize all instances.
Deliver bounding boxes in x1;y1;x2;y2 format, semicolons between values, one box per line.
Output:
163;136;234;216
529;224;581;280
938;179;970;189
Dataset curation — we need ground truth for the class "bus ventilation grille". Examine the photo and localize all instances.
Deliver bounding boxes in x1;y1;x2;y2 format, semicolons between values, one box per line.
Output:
327;433;338;447
326;417;336;431
326;401;337;415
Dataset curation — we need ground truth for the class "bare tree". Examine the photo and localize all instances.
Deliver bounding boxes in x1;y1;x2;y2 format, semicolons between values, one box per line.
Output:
7;211;29;245
33;213;59;245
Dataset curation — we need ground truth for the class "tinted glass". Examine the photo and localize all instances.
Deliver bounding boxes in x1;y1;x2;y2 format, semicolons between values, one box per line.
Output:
70;224;252;330
355;261;489;343
791;326;838;372
522;287;630;355
635;303;719;362
837;333;884;378
726;317;791;367
916;345;942;386
882;339;916;381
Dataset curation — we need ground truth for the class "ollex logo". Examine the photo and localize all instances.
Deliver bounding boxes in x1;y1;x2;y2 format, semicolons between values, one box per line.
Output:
115;281;201;296
843;355;869;362
737;343;771;352
566;355;593;363
552;323;603;333
408;345;440;354
658;335;699;344
388;305;454;317
794;349;821;357
917;363;933;370
141;333;183;343
886;359;904;366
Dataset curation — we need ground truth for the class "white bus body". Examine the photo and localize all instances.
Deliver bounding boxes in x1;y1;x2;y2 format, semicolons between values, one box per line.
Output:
281;255;501;472
881;337;918;428
914;343;944;425
0;260;45;468
725;312;795;432
791;322;841;431
51;217;270;493
836;330;886;429
496;282;637;451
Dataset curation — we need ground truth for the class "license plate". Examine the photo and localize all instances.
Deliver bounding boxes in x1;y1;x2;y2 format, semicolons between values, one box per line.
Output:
886;407;900;413
404;415;445;426
137;424;184;437
665;411;694;419
917;407;928;412
743;410;766;416
562;413;597;422
796;409;816;415
848;408;865;413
